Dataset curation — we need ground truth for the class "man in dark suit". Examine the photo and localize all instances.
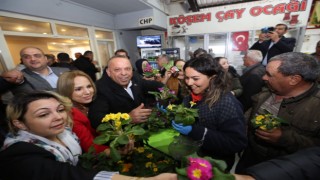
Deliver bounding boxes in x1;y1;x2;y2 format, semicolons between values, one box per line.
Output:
238;50;266;112
250;24;296;66
73;51;100;81
88;55;163;129
10;47;68;95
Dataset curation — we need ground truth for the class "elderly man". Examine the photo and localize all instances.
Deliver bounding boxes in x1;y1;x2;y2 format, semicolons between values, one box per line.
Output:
250;24;296;66
88;55;163;128
236;52;320;173
10;47;68;95
238;50;266;112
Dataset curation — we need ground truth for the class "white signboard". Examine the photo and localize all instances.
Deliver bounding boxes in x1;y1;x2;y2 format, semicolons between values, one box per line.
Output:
139;17;154;26
167;0;312;36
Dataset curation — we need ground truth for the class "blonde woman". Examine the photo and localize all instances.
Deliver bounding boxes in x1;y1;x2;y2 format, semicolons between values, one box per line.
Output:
0;91;177;180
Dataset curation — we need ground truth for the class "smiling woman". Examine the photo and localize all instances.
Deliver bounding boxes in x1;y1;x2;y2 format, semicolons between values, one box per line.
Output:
0;91;177;180
57;70;112;154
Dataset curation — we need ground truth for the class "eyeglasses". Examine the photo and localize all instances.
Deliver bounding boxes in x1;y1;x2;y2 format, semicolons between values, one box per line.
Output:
21;54;44;60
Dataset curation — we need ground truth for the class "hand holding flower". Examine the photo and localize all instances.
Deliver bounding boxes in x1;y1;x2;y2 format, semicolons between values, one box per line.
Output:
255;127;282;143
172;121;192;135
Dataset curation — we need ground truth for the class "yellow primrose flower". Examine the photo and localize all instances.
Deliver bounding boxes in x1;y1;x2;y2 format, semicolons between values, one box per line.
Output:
117;160;123;164
190;101;196;107
153;167;158;172
109;113;116;120
167;104;174;111
256;115;265;121
146;153;153;159
145;162;152;168
136;147;145;153
121;163;132;173
114;113;121;121
115;120;121;129
259;125;267;130
121;113;130;120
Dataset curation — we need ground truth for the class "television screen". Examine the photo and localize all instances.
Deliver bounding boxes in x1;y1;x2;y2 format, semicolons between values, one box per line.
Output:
137;35;161;48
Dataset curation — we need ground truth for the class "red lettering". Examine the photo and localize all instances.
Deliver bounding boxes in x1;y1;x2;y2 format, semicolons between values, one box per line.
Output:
300;0;307;11
224;10;235;20
216;11;224;22
169;18;177;25
250;6;262;16
235;8;245;19
273;3;286;15
203;13;211;21
263;5;273;15
286;0;299;12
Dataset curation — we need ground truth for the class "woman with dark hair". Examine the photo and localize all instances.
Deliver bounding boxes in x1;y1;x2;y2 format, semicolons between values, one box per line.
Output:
0;91;177;180
135;58;149;76
215;57;243;97
172;54;247;170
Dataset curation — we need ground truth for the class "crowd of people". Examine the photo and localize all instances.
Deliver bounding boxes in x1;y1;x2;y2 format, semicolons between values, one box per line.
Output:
0;23;320;179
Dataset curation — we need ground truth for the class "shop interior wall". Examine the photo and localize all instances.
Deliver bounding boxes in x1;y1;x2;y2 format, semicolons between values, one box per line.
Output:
301;29;320;54
5;36;50;65
115;30;142;63
0;0;115;29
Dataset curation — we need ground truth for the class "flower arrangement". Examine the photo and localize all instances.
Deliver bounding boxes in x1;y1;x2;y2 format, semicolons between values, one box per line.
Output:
118;146;175;176
94;113;146;161
80;145;175;177
166;101;198;126
251;109;287;131
143;63;159;78
148;86;178;102
176;153;235;180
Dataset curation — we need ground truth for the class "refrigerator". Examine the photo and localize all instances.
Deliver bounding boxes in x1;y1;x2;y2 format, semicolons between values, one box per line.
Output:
161;48;180;61
140;48;161;69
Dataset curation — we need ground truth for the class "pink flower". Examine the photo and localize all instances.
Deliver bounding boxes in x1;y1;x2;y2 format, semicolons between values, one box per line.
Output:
187;158;213;180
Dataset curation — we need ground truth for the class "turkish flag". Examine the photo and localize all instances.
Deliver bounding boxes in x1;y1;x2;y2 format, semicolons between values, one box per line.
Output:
232;31;249;51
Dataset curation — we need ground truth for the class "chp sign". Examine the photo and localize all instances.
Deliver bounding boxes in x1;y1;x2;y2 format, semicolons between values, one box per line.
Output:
139;17;153;26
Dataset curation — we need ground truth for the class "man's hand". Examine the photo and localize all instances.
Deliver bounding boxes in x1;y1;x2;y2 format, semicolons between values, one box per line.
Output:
129;103;152;124
255;127;282;143
2;70;24;84
268;31;280;43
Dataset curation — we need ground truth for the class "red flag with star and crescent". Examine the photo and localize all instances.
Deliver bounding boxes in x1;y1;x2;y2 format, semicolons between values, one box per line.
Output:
231;31;249;51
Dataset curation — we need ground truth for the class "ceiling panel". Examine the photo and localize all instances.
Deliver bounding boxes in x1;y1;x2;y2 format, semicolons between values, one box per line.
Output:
66;0;152;14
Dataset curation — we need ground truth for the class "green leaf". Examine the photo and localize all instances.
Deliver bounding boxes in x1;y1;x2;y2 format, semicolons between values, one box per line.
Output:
94;134;110;145
110;146;121;162
117;134;129;145
96;123;111;132
175;167;187;176
213;167;235;180
131;126;146;135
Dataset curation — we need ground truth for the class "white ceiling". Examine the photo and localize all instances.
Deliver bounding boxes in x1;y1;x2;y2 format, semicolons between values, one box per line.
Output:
66;0;152;15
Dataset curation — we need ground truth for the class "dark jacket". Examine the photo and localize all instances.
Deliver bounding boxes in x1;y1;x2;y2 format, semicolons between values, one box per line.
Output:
238;63;266;112
0;77;13;94
88;73;163;129
73;56;98;81
228;66;243;97
0;142;98;180
184;93;247;169
52;62;78;70
250;36;296;63
10;67;68;95
246;84;320;164
246;147;320;180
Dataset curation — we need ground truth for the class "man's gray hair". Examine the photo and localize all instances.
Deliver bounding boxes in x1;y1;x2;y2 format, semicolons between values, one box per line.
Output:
246;50;263;62
270;52;320;82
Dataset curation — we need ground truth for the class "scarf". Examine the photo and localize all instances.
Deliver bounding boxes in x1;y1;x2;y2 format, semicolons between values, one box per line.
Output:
191;92;203;103
2;128;81;166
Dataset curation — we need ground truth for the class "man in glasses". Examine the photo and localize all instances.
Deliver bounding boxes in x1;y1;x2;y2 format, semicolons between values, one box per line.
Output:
10;47;68;95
